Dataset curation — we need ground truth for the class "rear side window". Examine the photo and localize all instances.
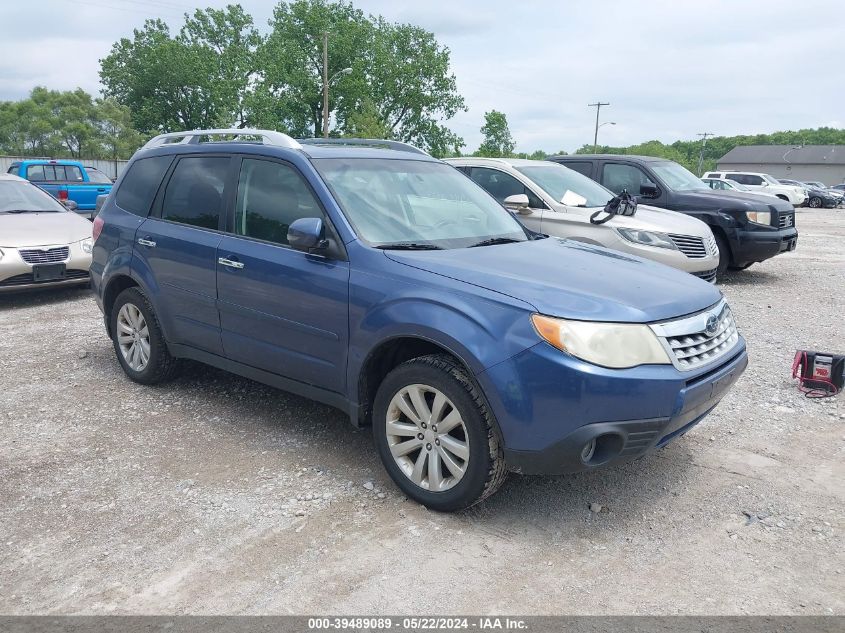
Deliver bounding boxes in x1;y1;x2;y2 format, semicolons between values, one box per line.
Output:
563;161;592;177
27;165;46;181
233;158;324;246
115;155;173;216
161;156;229;230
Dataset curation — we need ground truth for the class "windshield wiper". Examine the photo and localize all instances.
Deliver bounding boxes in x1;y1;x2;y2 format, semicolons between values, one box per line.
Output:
468;237;523;248
374;242;443;250
3;209;54;214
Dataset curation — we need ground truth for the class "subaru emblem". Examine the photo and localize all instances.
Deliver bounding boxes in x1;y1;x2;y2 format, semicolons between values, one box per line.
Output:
705;314;719;336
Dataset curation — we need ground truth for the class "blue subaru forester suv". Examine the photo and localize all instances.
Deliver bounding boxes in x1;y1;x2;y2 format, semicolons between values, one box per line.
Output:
90;129;748;511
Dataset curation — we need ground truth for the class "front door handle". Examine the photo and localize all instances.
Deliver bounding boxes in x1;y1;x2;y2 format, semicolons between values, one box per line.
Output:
137;238;156;247
218;257;244;269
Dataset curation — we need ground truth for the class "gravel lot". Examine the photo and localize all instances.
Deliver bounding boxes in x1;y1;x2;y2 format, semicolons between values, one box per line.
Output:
1;209;842;615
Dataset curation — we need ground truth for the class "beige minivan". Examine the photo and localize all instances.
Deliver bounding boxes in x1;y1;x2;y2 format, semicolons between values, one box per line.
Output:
0;173;93;292
448;158;720;282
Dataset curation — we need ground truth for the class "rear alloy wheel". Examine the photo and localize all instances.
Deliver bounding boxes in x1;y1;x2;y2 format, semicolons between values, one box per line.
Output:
373;354;507;511
808;196;822;208
111;287;178;385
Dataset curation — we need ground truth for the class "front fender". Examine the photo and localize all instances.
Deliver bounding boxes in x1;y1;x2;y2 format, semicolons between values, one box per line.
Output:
347;275;539;400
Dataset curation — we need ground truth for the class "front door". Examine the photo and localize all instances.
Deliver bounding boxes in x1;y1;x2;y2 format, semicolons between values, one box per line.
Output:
216;157;350;393
134;154;232;355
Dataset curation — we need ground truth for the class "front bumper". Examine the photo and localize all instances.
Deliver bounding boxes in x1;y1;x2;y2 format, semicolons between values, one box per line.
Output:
477;337;748;475
0;242;91;292
732;225;797;264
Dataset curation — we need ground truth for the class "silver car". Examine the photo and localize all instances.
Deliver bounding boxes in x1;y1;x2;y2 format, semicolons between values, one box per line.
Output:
448;158;720;282
0;173;93;292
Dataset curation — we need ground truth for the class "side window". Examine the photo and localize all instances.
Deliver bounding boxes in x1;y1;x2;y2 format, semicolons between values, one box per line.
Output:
565;162;592;177
233;158;324;246
601;163;655;195
470;167;545;208
27;165;45;181
744;175;763;185
115;155;173;216
161;156;229;230
65;166;84;181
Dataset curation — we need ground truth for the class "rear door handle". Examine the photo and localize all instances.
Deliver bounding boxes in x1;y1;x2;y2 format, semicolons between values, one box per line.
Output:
137;238;156;248
218;257;244;269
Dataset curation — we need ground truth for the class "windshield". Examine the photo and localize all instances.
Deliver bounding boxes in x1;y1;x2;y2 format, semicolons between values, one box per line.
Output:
762;174;781;185
0;181;66;213
312;158;529;249
514;164;613;207
650;162;708;191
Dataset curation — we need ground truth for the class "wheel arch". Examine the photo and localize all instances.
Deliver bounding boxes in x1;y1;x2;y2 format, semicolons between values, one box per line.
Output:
102;274;140;337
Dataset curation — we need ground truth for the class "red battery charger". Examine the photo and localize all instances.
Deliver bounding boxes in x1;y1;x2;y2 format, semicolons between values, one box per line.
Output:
792;350;845;397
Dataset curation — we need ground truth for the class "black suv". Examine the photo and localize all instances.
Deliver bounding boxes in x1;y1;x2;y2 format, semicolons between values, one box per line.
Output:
547;155;798;276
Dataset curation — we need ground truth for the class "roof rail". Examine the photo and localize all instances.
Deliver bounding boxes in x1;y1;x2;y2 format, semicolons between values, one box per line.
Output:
142;128;302;150
297;138;429;156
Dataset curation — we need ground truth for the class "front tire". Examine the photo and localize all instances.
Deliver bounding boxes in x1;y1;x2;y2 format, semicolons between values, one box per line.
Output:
808;196;822;208
373;354;507;511
111;287;178;385
714;233;731;279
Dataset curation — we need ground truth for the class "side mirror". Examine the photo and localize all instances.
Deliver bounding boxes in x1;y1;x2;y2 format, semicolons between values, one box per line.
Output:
760;182;768;187
639;183;659;198
503;193;530;213
62;199;78;211
288;217;327;253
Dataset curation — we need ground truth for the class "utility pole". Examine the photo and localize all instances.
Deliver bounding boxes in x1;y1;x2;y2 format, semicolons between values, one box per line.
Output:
589;102;610;152
697;132;715;175
322;31;329;138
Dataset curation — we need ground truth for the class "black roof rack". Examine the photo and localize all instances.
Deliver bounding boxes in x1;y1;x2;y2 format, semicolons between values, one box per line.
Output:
297;138;428;156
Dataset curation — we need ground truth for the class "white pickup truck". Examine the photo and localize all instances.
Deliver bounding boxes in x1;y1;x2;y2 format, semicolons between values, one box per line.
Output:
702;171;807;206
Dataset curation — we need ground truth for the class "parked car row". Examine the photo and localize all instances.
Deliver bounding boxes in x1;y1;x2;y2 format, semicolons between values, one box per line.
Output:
778;178;843;208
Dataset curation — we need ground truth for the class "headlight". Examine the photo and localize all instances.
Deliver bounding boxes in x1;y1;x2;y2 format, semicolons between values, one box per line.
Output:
81;238;93;254
745;211;771;225
531;314;671;369
616;228;677;250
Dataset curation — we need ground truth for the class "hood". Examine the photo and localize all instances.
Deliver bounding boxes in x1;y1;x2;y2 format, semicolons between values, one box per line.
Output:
385;237;721;323
670;188;793;212
559;203;711;236
0;211;92;247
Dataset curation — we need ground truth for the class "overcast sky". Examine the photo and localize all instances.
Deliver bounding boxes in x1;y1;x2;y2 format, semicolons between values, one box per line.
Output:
0;0;841;152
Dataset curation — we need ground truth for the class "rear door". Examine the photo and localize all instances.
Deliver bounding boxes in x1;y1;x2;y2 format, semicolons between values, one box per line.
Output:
215;156;350;393
134;154;233;355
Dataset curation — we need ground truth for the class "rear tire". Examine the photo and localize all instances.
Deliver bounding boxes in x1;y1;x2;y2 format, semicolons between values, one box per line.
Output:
714;233;731;279
372;354;507;512
111;287;178;385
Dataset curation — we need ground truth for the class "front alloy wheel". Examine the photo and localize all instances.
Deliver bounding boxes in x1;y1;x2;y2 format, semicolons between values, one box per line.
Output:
808;196;822;208
386;384;469;492
373;354;507;511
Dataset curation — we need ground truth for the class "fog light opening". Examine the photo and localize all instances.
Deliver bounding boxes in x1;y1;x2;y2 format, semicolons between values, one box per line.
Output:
581;433;625;466
580;439;596;464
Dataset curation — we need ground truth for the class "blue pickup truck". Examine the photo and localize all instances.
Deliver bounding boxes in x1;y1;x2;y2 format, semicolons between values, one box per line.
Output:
8;160;113;219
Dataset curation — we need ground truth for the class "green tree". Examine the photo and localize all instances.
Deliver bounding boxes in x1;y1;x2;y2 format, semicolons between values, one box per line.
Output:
251;0;465;155
476;110;514;157
0;87;142;159
99;5;261;133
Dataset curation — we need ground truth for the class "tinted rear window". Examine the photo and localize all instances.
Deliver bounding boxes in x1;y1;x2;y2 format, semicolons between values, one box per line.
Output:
115;155;173;216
